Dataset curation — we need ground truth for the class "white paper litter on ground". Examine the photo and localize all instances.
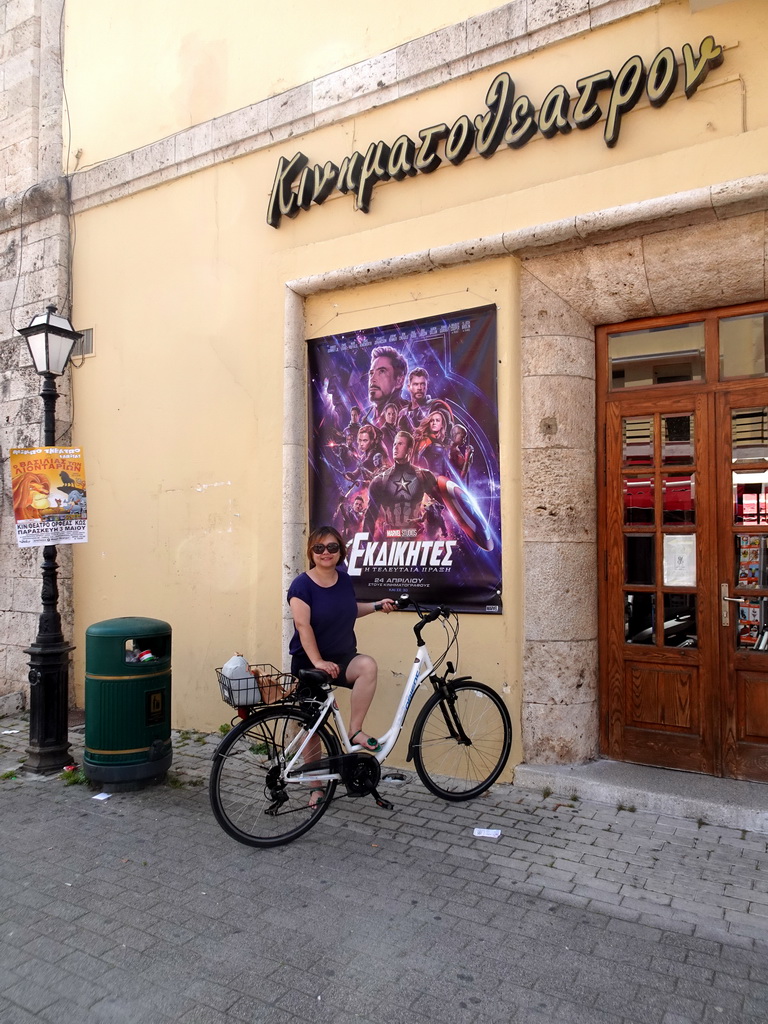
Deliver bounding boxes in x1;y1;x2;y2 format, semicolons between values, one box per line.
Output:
92;792;111;801
473;827;501;838
1;729;20;734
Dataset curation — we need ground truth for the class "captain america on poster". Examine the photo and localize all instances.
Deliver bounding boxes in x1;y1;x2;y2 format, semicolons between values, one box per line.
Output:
307;304;502;613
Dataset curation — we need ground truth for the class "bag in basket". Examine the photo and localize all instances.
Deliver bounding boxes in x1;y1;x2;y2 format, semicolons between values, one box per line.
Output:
220;653;260;704
255;667;285;704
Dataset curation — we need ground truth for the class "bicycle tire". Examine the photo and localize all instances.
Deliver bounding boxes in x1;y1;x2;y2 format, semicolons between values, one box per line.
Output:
209;706;340;848
411;681;511;801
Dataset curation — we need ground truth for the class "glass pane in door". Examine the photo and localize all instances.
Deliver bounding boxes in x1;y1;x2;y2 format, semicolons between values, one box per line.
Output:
662;475;695;525
609;322;705;389
624;477;654;524
732;408;768;462
625;592;655;645
622;416;654;465
662;414;694;465
733;470;768;525
625;535;655;584
663;594;697;648
720;313;768;380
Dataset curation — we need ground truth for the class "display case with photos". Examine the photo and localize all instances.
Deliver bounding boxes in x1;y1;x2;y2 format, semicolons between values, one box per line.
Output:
737;596;768;650
735;537;768;650
737;535;768;589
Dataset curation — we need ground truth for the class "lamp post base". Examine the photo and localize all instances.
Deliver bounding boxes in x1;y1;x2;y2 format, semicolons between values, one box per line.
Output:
22;638;75;775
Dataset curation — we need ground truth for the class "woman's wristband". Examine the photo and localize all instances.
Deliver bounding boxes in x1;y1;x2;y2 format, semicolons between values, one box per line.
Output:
373;601;383;612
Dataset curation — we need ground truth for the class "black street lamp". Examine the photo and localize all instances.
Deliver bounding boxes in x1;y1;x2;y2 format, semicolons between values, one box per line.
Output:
17;304;82;774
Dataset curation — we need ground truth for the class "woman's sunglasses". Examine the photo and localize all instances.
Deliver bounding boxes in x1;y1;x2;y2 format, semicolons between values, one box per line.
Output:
312;542;340;554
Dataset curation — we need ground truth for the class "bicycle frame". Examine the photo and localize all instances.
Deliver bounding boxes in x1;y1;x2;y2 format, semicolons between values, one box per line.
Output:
279;641;437;786
210;599;512;847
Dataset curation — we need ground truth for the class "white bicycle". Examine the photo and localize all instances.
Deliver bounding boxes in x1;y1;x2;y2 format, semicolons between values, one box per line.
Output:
209;594;512;847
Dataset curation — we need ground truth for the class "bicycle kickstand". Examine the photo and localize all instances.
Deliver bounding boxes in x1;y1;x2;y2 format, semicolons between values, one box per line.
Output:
370;787;394;811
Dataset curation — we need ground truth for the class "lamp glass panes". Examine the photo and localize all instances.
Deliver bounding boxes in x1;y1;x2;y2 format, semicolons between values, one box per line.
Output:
20;306;82;376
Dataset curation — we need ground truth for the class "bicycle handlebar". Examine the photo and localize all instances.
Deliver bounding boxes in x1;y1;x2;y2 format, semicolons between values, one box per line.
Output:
394;593;452;642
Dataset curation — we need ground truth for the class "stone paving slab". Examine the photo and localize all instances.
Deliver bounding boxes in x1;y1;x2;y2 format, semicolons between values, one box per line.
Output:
515;760;768;834
1;713;768;1023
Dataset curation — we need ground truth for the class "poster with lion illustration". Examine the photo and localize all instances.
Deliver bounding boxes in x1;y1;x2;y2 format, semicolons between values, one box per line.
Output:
10;447;88;547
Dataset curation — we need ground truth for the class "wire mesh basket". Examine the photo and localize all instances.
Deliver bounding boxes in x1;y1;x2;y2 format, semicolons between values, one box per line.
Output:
215;663;295;708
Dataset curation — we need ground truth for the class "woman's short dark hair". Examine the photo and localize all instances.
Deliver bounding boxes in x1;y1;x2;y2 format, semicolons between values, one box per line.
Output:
307;525;347;568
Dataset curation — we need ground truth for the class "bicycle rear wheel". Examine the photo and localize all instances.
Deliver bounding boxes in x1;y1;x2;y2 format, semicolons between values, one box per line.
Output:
411;681;511;801
209;707;340;847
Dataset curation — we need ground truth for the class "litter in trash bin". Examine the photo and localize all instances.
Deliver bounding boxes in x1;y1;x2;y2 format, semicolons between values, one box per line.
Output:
473;827;501;838
125;644;157;663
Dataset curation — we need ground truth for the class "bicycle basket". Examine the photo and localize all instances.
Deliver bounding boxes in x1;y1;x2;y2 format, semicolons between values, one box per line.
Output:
215;663;294;708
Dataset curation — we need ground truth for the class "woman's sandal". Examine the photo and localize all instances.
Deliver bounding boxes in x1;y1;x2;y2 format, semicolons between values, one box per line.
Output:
308;786;326;810
351;730;382;753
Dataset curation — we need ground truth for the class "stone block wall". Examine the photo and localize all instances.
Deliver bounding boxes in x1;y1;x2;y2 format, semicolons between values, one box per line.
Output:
519;269;598;762
519;195;768;764
0;0;72;712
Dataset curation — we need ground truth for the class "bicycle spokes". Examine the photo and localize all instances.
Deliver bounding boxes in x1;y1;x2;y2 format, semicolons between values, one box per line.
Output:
411;682;511;800
210;708;340;847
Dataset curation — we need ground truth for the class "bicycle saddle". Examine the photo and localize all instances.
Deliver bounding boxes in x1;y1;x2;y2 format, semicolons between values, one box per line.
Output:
296;669;332;688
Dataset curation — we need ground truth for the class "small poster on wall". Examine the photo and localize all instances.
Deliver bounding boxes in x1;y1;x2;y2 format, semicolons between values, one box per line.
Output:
307;305;502;613
10;447;88;547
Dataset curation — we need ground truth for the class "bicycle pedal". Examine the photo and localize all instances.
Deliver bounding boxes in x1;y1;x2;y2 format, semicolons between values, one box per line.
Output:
370;787;394;811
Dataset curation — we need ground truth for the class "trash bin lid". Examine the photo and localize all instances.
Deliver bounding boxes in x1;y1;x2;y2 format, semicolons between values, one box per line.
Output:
86;617;171;638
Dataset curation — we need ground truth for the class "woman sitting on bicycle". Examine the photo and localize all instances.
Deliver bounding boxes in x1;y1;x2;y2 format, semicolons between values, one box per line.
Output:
288;525;396;768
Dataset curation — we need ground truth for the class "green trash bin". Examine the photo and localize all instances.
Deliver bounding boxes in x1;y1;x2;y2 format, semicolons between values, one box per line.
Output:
84;617;172;788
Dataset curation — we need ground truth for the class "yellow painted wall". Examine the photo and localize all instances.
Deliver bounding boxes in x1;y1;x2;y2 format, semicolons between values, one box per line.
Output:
63;0;501;167
68;1;767;765
69;169;279;731
303;262;521;766
69;173;522;764
202;1;768;274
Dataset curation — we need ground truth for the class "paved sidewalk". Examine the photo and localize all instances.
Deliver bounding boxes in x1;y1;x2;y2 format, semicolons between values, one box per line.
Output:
1;713;768;1023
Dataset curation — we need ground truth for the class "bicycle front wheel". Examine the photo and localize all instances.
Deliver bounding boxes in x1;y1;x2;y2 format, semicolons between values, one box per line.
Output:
209;707;340;848
411;681;511;801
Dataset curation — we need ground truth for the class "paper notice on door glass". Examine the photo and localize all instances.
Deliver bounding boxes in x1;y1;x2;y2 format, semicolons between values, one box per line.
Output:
663;535;696;587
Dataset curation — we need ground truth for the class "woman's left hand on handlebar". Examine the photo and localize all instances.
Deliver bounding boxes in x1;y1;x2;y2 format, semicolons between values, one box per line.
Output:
379;598;397;614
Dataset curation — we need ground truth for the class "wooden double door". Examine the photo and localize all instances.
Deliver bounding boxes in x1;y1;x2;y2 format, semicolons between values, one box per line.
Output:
599;307;768;781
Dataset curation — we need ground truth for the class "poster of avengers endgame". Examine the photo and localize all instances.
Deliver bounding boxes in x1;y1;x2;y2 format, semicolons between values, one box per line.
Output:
307;305;501;613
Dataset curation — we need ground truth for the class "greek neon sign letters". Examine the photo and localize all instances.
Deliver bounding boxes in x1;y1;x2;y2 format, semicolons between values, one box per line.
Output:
266;36;723;228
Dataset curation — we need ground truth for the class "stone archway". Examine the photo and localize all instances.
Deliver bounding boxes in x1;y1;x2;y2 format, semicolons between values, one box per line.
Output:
519;209;768;764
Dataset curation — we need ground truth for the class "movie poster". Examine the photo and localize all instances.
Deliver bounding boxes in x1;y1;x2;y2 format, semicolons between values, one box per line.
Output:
307;305;501;613
10;447;88;547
